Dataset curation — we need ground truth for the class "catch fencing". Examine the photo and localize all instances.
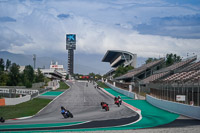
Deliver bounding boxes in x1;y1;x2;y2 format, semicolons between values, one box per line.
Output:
149;80;200;106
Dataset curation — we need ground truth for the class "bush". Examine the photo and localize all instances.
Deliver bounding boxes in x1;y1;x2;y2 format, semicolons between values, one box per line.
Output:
25;81;32;88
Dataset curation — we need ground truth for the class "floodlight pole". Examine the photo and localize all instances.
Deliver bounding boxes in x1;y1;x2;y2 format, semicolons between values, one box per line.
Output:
33;54;36;69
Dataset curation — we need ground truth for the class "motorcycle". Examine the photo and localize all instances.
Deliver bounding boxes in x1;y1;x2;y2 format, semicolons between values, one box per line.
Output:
0;117;5;123
101;102;109;111
118;98;122;105
115;99;120;107
61;110;73;118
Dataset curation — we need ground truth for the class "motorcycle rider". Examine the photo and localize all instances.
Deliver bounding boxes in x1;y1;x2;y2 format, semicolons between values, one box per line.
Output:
100;102;109;111
0;117;5;123
61;106;66;113
118;96;122;105
114;97;120;107
101;102;108;109
61;106;69;117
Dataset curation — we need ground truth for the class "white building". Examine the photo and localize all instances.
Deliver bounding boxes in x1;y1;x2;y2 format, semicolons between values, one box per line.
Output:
50;61;67;77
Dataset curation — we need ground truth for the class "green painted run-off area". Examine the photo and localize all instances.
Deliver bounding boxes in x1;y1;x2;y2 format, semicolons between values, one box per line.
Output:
41;91;63;96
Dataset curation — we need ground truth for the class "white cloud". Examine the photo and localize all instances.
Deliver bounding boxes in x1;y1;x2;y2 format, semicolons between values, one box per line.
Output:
0;0;200;59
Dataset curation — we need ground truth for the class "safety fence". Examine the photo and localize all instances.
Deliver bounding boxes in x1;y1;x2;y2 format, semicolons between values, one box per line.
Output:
149;81;200;106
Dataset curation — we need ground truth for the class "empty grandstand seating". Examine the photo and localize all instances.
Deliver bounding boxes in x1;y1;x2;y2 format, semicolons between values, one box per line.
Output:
116;58;165;80
159;59;200;83
154;56;197;74
141;72;169;84
140;56;198;84
179;61;200;72
162;70;200;82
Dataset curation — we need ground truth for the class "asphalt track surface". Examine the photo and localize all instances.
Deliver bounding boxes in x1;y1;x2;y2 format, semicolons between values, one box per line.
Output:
0;81;138;132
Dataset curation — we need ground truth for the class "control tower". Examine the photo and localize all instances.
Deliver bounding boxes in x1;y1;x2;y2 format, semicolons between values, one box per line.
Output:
66;34;76;75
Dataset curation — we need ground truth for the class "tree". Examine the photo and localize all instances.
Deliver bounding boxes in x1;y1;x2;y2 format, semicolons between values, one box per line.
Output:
23;65;34;82
166;53;182;66
89;72;95;79
6;59;11;71
145;58;158;64
8;63;20;86
114;65;134;78
0;58;5;72
66;74;69;80
0;72;9;86
95;74;102;79
35;68;44;82
22;65;34;88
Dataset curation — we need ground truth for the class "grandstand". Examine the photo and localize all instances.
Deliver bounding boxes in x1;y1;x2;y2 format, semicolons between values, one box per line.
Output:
179;60;200;72
147;56;200;106
154;56;197;74
103;53;200;106
162;70;200;82
104;69;115;79
140;56;197;84
116;58;165;82
102;50;137;79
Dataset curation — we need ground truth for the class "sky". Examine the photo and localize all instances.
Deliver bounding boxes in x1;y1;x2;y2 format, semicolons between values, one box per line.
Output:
0;0;200;61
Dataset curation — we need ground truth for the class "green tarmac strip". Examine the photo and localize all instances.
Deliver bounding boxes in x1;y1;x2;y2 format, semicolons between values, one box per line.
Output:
41;91;63;96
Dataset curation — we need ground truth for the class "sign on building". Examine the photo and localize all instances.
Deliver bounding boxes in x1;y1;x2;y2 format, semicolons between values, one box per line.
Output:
66;34;76;50
176;95;186;101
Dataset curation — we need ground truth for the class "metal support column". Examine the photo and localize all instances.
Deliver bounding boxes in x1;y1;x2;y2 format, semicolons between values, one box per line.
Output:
198;78;200;106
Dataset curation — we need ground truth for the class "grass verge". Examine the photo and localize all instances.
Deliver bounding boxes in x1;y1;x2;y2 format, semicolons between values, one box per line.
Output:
96;81;109;88
0;98;51;120
53;81;69;91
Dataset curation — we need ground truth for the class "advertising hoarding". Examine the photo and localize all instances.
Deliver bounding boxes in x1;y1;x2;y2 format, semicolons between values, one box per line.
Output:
66;34;76;50
66;34;76;44
176;95;186;101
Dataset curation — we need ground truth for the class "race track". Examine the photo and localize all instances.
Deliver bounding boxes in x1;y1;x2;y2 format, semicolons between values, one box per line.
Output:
0;81;139;132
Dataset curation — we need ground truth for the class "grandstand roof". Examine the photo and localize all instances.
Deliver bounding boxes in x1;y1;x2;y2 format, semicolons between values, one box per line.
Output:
102;50;134;62
102;50;137;68
116;58;165;80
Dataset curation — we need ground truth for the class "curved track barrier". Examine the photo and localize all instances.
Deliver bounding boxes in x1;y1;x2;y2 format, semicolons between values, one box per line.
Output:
105;82;135;99
146;95;200;120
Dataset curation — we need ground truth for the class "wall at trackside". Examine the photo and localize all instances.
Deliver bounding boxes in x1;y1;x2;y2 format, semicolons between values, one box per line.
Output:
146;95;200;120
105;82;135;99
4;95;31;105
